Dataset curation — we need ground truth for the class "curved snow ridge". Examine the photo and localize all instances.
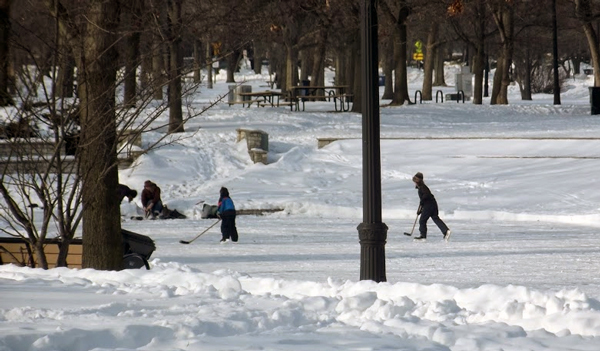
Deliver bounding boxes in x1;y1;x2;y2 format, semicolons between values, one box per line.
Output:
2;263;600;340
448;210;600;227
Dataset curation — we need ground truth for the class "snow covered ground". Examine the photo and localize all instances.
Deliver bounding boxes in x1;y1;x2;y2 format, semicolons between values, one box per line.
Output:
2;65;600;350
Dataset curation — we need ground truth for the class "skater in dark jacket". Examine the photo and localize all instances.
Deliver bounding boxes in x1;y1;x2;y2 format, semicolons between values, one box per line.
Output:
217;187;238;243
117;184;137;204
412;172;451;241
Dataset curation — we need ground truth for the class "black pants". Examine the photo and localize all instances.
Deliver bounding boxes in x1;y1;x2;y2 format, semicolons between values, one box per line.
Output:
419;202;448;238
220;210;238;242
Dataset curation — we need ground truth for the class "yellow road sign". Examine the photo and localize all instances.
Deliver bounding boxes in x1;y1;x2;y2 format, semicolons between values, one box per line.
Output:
413;53;424;61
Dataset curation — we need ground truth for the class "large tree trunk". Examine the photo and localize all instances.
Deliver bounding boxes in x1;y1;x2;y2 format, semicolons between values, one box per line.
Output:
152;41;164;100
123;0;142;108
77;0;123;270
582;24;600;86
151;2;165;101
472;42;485;104
490;3;513;104
206;40;213;89
433;43;446;86
421;22;438;101
282;18;300;92
0;1;13;106
350;33;362;113
311;28;328;99
391;3;411;105
42;0;122;270
471;0;486;104
193;39;202;83
299;50;308;82
380;36;394;100
56;36;75;99
167;0;183;133
225;50;237;83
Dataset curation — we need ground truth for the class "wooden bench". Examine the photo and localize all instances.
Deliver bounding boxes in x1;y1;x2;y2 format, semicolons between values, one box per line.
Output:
228;99;264;108
293;93;354;112
0;237;83;268
0;230;155;270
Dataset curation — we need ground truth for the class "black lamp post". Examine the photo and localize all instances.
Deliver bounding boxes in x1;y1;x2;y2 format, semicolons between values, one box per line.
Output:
552;0;561;105
357;0;388;283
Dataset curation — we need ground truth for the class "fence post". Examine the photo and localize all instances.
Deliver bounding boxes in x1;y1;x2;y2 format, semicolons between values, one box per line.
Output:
435;90;444;103
457;90;465;103
414;90;422;104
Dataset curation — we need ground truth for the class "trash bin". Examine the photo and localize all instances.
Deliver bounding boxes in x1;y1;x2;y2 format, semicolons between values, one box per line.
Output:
228;85;252;104
122;229;155;269
238;85;252;102
378;76;385;86
589;87;600;115
228;85;237;104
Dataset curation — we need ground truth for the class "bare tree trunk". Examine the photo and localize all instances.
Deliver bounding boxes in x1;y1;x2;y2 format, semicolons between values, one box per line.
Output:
253;42;263;75
350;33;361;113
76;0;123;270
151;1;165;100
167;0;183;133
206;40;213;89
193;39;202;83
297;50;307;82
282;19;300;91
123;0;142;108
56;37;75;99
140;34;152;90
490;3;513;104
490;54;503;104
472;43;485;104
433;43;446;86
582;24;600;86
471;0;486;104
152;41;164;100
0;0;13;106
421;22;438;101
391;2;411;105
311;28;328;99
380;36;394;100
225;50;237;83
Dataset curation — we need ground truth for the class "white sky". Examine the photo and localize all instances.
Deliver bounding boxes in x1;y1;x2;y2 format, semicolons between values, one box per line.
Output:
1;65;600;351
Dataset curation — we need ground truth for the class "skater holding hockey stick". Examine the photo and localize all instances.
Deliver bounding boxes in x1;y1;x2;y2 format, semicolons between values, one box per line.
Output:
412;172;451;242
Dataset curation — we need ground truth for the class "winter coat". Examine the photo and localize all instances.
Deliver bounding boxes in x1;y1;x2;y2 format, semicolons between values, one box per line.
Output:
218;196;235;214
141;184;161;208
117;184;131;204
416;182;437;208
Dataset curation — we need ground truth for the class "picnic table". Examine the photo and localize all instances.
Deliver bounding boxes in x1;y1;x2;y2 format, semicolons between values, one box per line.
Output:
234;91;283;107
289;85;352;112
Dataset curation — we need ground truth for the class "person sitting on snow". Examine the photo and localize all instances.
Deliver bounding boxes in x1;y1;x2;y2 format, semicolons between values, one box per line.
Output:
141;180;163;219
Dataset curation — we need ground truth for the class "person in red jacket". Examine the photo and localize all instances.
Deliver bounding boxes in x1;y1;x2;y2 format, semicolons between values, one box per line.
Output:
141;180;163;219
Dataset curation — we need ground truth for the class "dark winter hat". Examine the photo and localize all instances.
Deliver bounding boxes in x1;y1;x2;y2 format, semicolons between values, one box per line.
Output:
412;172;424;183
220;187;229;198
127;189;138;200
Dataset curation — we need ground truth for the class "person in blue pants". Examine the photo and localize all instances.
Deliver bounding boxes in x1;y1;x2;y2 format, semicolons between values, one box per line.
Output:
217;187;238;243
412;172;451;241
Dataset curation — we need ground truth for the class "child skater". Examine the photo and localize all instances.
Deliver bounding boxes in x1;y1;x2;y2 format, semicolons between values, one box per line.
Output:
217;187;239;243
412;172;451;242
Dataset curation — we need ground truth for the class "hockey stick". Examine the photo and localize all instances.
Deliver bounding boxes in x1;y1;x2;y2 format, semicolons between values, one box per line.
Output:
179;219;221;244
404;207;421;236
